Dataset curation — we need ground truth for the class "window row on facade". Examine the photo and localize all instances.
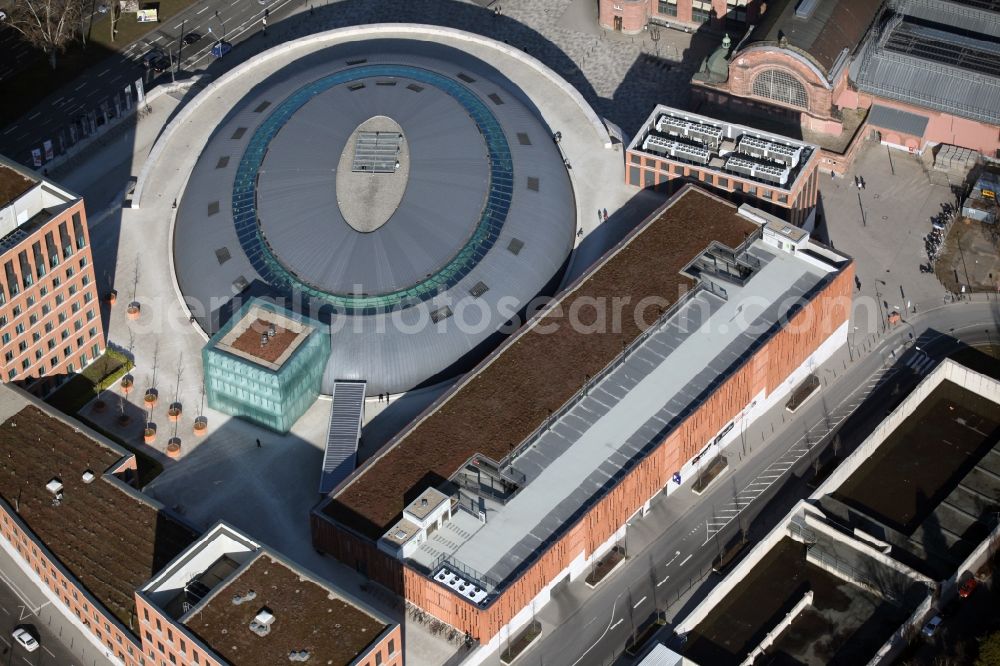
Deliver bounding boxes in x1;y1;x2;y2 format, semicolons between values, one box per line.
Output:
0;212;88;304
628;156;794;205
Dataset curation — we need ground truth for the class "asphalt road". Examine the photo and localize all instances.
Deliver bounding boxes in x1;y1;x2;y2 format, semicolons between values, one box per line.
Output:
509;300;1000;666
0;0;303;163
0;546;112;666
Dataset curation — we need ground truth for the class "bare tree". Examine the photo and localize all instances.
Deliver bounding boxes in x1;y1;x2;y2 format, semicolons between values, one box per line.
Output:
1;0;86;69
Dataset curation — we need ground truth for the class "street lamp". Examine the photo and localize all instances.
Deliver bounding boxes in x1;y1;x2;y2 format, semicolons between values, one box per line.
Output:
874;279;888;334
849;325;858;361
215;10;226;40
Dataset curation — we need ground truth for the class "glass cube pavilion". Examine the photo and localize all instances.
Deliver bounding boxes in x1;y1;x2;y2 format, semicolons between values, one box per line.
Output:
203;299;330;433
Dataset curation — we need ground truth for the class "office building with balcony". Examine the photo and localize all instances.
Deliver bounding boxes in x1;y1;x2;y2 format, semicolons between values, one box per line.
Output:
0;155;104;395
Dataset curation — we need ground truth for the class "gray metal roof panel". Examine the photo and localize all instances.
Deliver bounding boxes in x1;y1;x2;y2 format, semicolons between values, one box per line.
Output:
319;381;366;494
175;41;576;395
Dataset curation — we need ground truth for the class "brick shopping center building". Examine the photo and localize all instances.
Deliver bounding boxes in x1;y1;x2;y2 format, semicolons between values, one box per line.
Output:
312;186;854;653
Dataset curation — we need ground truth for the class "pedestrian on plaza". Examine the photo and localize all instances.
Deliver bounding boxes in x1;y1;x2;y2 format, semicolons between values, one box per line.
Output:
256;438;261;448
498;5;502;16
597;209;602;223
603;208;609;222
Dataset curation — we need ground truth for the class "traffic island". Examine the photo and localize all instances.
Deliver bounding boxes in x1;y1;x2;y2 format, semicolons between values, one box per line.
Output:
786;374;820;413
625;611;667;657
586;545;626;588
499;621;541;665
692;455;728;495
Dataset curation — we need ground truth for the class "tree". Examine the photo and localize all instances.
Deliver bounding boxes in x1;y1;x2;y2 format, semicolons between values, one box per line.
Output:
1;0;86;69
978;629;1000;666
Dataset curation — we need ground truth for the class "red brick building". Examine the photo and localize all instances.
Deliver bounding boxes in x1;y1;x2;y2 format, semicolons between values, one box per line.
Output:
689;0;1000;171
0;386;401;666
599;0;764;34
626;105;821;226
312;187;853;657
0;156;104;395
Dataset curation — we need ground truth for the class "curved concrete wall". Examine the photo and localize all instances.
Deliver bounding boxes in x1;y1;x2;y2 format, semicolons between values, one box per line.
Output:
133;23;610;207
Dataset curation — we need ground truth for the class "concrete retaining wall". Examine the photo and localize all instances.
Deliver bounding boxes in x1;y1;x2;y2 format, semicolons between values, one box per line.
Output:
674;500;803;634
739;591;813;666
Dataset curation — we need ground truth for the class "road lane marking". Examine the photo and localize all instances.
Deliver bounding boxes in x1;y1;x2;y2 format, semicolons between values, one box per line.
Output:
26;112;40;120
75;82;88;91
633;596;646;609
98;68;110;77
174;22;184;28
196;5;209;13
51;97;64;105
42;647;55;658
610;619;623;630
2;124;17;135
679;554;692;566
657;575;670;587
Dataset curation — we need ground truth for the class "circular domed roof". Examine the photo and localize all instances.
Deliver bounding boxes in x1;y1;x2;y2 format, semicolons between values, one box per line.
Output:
174;37;578;393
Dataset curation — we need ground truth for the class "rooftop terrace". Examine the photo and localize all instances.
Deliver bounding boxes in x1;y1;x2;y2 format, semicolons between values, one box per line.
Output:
325;188;760;540
212;305;314;371
184;554;389;666
0;163;36;209
0;401;197;629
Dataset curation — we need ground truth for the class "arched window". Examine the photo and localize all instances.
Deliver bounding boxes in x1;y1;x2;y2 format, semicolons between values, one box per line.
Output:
752;69;808;109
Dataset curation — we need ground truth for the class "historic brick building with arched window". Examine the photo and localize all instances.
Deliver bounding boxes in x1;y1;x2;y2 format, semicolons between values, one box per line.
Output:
690;0;1000;171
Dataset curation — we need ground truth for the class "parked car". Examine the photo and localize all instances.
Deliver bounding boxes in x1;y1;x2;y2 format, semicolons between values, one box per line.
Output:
959;577;978;598
150;55;170;73
921;615;943;637
182;31;202;45
11;628;38;652
142;48;165;67
211;41;232;58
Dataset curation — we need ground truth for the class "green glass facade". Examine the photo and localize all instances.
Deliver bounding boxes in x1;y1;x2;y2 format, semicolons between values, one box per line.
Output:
203;300;330;433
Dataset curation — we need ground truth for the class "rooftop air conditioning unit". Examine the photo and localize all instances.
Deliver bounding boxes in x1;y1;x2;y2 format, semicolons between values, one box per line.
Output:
249;608;275;637
81;470;96;484
45;479;63;495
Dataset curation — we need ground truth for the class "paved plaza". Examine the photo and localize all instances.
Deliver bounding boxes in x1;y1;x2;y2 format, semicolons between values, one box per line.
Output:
819;142;957;339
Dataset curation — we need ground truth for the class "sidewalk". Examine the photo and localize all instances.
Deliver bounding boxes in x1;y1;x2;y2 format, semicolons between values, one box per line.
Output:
0;539;115;666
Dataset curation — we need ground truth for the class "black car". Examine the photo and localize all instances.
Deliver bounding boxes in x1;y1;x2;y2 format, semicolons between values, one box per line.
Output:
182;31;202;45
150;56;170;73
